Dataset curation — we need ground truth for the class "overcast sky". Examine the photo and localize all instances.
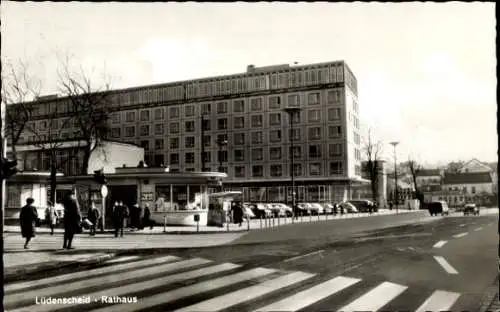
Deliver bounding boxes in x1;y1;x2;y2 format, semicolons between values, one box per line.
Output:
1;2;497;166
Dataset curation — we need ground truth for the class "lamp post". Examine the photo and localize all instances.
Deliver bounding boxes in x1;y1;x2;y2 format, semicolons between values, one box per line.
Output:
389;141;399;214
200;115;206;172
283;107;301;223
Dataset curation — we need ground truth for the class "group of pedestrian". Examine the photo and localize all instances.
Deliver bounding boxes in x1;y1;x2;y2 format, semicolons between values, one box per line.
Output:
20;192;82;250
111;201;154;237
20;193;156;249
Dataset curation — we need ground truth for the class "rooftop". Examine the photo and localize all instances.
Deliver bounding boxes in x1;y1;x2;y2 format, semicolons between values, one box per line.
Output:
416;169;442;177
443;172;493;185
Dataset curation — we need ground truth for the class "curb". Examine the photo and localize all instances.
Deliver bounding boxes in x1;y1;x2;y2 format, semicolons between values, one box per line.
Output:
4;252;117;283
478;275;500;312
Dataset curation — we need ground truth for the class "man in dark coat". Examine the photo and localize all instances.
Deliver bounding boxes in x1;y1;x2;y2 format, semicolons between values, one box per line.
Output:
231;202;244;227
88;203;100;236
113;201;127;237
63;192;82;249
20;198;38;249
142;203;153;230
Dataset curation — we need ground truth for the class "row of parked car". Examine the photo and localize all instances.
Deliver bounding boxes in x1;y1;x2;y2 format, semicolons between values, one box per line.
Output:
241;200;378;219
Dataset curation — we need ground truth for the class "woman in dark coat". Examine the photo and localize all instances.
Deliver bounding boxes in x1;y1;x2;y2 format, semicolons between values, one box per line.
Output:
231;202;244;227
63;192;82;249
142;204;153;230
20;198;38;249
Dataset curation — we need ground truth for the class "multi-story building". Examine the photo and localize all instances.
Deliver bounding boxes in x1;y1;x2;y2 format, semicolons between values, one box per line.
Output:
9;60;366;203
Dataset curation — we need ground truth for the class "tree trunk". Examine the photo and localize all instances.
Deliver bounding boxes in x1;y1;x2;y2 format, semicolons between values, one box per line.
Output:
81;145;92;175
50;165;57;205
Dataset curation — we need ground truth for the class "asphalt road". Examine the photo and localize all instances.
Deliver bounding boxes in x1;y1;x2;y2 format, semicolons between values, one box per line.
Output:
4;212;498;312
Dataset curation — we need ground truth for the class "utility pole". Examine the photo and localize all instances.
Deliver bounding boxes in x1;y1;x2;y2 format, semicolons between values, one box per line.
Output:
284;107;301;223
201;115;206;172
390;141;399;214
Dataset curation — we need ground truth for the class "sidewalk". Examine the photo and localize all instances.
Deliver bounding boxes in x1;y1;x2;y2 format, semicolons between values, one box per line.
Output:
478;274;499;312
3;208;414;236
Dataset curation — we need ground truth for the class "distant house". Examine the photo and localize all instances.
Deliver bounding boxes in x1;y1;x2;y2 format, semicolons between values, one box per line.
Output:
415;169;443;192
457;158;494;173
430;172;496;207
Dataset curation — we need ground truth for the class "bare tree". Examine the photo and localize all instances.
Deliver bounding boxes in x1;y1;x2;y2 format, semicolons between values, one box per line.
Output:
363;128;383;204
23;106;80;204
57;55;113;175
407;156;423;202
446;161;465;173
1;59;42;160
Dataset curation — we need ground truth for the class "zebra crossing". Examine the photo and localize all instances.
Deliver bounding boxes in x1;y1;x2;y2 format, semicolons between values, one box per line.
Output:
4;253;463;312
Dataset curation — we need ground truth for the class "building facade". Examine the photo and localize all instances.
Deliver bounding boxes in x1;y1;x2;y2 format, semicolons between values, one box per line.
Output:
9;60;366;203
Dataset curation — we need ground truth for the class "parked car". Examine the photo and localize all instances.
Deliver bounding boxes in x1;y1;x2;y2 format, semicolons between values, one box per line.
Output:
307;203;324;215
348;200;376;213
340;202;358;213
269;203;293;217
248;203;273;218
320;203;334;214
463;203;479;216
428;201;450;216
296;203;313;215
242;203;256;219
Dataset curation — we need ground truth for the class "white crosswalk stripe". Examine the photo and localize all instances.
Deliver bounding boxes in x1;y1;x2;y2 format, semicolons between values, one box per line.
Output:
253;276;361;312
4;254;463;312
337;281;408;312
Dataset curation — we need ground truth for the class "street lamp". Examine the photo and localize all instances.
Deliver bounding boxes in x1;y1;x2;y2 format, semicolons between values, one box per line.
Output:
389;141;399;214
200;115;206;172
283;107;301;223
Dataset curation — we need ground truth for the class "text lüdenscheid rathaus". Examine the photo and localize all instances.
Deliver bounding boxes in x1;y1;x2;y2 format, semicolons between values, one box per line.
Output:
14;60;368;203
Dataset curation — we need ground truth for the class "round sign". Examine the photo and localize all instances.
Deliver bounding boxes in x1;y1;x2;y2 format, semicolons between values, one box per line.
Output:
101;185;108;197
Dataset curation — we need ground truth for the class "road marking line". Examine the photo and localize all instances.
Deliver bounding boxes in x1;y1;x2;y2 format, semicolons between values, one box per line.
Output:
5;257;212;306
283;250;325;262
174;271;316;312
459;224;466;227
453;232;468;238
253;276;361;311
16;263;243;312
105;255;141;264
91;266;273;312
337;281;408;312
433;240;448;248
474;227;484;231
434;256;459;274
5;255;181;293
415;290;461;312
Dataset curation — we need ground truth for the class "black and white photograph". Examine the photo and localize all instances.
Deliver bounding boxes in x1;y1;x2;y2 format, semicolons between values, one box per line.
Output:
1;2;498;311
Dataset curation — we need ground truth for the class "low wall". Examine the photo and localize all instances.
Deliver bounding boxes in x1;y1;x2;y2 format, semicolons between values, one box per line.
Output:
151;210;208;226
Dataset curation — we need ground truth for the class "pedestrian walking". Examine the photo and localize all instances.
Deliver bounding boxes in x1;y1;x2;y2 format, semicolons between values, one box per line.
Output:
142;203;153;230
131;203;140;230
62;192;82;249
231;202;244;227
45;201;58;235
113;201;126;237
20;198;38;249
88;203;100;236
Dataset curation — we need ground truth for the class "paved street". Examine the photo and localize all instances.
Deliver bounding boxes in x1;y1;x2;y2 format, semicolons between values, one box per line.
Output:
4;211;498;311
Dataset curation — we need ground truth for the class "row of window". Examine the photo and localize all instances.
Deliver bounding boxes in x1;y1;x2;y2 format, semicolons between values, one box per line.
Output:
112;90;343;124
146;160;344;178
110;115;343;138
147;144;344;164
130;126;345;149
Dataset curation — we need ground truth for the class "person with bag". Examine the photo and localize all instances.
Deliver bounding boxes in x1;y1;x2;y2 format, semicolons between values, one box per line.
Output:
45;201;58;235
62;191;82;249
20;198;38;249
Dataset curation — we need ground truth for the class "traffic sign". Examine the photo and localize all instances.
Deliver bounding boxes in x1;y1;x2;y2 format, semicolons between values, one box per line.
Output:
101;185;108;198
